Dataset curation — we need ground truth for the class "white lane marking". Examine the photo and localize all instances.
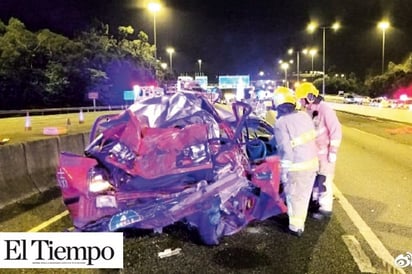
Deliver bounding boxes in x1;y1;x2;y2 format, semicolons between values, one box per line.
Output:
334;185;406;274
27;210;69;232
342;235;376;273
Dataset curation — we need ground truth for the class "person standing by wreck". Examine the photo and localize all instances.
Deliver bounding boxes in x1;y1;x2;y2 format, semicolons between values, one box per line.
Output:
272;87;318;237
295;82;342;220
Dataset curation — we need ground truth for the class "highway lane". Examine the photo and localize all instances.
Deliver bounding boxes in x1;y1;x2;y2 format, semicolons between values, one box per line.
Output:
335;114;412;264
0;111;411;273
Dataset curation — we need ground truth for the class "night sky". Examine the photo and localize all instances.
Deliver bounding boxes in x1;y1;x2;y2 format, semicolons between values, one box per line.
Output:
1;0;412;80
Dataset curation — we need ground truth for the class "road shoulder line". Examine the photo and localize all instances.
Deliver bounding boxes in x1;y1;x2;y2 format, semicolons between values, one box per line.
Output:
334;185;405;274
27;210;69;232
342;234;376;273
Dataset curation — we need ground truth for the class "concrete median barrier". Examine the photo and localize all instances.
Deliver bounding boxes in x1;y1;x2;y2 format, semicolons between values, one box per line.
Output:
24;138;60;191
82;132;91;147
0;132;93;210
58;133;86;155
0;144;40;208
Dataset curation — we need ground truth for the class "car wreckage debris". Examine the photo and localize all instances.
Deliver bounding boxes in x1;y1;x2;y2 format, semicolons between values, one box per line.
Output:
56;91;286;245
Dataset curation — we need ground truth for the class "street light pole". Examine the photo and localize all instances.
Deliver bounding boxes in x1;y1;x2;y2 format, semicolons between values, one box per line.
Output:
378;21;390;74
308;22;340;96
198;59;202;75
322;27;326;96
166;47;175;72
280;62;289;88
297;51;300;83
288;48;300;84
309;49;317;73
153;13;157;59
148;2;161;60
381;29;386;74
285;67;288;87
302;48;317;75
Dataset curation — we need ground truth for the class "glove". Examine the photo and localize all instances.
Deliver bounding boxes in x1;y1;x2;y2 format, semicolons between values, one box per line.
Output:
328;152;337;163
314;174;327;193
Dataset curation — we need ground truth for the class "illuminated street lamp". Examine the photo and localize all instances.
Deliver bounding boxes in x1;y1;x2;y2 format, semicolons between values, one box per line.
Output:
378;20;390;74
160;62;168;70
307;21;340;96
148;2;161;60
302;48;318;73
288;48;300;83
166;47;175;72
309;49;317;73
197;59;202;75
280;62;290;88
278;59;294;65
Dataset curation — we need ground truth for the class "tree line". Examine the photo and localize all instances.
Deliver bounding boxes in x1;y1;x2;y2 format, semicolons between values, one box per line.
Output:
310;55;412;98
0;18;171;110
307;53;412;98
1;17;412;110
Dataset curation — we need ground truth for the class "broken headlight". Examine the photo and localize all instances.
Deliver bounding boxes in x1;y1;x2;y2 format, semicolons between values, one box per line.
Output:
87;168;113;193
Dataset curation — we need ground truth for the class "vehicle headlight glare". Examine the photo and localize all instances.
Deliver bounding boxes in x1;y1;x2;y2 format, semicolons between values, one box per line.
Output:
88;169;112;193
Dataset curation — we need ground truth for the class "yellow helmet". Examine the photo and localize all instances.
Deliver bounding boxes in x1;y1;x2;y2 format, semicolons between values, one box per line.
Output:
273;86;296;106
295;82;319;99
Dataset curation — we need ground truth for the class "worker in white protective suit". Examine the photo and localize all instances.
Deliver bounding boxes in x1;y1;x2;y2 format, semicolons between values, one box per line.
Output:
295;82;342;220
272;87;318;237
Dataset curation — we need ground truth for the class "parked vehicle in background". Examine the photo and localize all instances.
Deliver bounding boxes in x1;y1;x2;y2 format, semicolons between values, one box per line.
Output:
361;96;371;105
398;95;412;110
343;94;356;104
389;98;412;110
370;97;390;108
402;99;412;110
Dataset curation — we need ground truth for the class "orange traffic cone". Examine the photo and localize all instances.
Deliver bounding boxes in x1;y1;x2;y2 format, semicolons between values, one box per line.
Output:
25;112;32;131
79;109;84;124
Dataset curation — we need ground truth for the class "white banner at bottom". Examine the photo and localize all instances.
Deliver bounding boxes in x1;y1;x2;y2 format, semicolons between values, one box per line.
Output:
0;232;123;269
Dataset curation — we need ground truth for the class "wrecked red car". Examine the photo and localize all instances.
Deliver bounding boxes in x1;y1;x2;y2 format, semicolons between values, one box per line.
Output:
56;91;286;245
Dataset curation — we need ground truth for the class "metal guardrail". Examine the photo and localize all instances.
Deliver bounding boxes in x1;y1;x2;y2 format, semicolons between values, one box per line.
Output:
0;105;128;118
